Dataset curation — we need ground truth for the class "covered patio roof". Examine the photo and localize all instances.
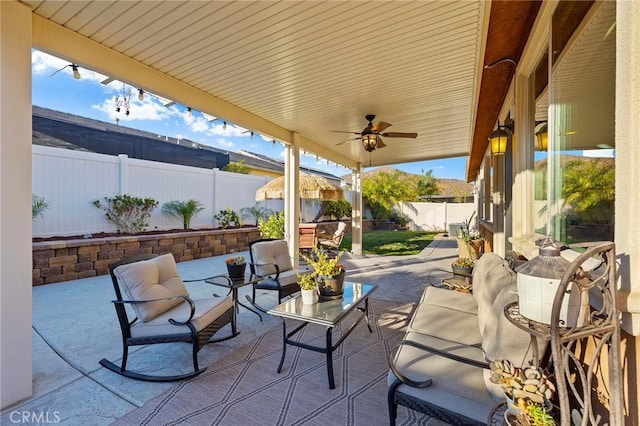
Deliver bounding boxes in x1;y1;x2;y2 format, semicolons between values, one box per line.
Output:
25;0;539;180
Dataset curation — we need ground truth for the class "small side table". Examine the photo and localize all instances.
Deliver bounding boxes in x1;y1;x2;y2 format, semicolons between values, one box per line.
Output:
205;274;264;337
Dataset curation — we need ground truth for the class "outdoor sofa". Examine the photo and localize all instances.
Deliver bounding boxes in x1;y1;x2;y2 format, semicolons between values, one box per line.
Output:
387;252;535;425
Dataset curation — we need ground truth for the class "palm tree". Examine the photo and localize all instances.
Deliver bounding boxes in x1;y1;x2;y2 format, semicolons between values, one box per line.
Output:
240;203;274;226
162;200;205;230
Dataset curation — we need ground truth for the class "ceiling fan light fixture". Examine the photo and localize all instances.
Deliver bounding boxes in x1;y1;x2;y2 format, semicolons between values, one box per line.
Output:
361;133;378;152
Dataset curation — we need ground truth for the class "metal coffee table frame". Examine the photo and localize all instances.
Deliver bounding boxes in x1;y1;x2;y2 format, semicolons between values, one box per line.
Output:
267;282;376;389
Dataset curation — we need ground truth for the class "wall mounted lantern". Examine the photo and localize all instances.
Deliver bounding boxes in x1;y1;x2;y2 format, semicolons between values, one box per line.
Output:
488;120;513;155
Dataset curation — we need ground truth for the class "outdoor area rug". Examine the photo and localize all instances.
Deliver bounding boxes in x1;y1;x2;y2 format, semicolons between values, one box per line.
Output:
112;299;436;426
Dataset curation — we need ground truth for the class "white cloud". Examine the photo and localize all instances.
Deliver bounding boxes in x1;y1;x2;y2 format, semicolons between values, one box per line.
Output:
583;149;614;158
92;93;176;122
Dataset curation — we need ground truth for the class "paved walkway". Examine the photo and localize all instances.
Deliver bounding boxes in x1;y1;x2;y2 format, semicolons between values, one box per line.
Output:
1;238;459;425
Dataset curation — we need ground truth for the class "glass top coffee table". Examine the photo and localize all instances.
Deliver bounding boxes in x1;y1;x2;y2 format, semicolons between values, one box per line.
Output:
267;282;376;389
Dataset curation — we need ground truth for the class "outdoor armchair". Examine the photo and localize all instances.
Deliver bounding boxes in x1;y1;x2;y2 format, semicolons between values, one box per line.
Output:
99;253;234;382
248;238;310;305
318;222;346;252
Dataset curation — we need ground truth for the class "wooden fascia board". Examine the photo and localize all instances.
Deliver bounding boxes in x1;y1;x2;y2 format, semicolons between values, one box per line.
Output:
467;0;543;182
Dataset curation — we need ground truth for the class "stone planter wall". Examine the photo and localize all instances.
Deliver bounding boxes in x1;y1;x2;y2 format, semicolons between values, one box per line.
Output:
32;228;260;286
32;220;359;286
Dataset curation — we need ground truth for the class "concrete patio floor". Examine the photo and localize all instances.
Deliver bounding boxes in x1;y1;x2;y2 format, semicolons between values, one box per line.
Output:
1;237;460;425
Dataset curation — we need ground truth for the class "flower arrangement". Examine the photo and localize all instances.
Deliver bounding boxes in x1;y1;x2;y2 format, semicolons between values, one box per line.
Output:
489;359;556;425
302;247;346;278
297;272;317;291
225;255;246;266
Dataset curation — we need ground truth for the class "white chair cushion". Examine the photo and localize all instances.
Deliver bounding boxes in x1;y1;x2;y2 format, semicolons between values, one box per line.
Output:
130;296;232;338
251;240;293;276
113;254;189;322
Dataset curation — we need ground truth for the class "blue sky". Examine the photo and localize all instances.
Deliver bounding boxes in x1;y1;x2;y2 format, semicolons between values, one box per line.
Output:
32;50;469;180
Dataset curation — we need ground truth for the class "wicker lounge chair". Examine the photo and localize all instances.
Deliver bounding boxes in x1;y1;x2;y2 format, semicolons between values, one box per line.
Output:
99;253;235;382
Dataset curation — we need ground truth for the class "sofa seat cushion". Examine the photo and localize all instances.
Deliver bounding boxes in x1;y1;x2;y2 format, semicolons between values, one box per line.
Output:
388;331;494;423
113;254;189;322
251;240;293;276
421;286;478;315
408;295;482;346
130;295;232;339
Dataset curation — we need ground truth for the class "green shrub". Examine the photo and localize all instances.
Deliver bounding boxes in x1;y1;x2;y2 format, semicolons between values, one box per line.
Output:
92;194;158;234
389;210;410;226
258;210;284;239
214;208;241;229
162;199;204;230
32;194;50;220
319;200;352;220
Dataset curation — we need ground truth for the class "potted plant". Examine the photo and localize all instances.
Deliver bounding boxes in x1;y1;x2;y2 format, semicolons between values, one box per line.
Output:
451;256;475;278
301;247;346;299
489;359;556;426
456;211;483;260
297;272;318;305
225;255;246;279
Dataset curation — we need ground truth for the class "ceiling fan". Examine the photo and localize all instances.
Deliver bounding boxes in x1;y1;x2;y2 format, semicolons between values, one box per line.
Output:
333;114;418;152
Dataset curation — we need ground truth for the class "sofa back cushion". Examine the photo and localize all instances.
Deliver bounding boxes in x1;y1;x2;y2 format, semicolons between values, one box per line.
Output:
113;254;189;322
472;253;516;332
251;240;293;277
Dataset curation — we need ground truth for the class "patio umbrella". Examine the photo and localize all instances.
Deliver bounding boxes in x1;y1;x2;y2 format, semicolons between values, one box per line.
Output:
255;172;344;202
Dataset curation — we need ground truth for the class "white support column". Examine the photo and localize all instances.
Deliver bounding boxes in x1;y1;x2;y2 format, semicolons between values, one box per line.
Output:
351;164;364;255
0;0;33;408
285;134;301;267
615;0;640;336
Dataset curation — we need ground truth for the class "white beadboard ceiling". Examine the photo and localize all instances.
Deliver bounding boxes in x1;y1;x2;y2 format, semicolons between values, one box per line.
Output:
24;0;489;171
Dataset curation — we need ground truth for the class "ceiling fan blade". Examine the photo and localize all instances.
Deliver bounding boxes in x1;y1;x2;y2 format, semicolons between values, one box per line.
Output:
376;137;387;149
335;138;359;146
372;121;392;132
381;132;418;138
330;130;360;135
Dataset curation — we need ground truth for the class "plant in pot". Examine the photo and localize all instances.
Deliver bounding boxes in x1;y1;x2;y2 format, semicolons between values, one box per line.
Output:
452;256;475;278
225;255;246;279
301;247;346;300
456;211;484;260
489;359;556;426
297;272;318;305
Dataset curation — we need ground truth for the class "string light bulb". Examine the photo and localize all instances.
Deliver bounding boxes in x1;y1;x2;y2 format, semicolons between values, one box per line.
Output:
71;64;81;80
137;89;144;101
223;121;227;130
187;107;192;117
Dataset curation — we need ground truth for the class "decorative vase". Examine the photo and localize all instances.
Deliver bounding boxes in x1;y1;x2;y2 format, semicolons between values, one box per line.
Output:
301;288;318;305
226;263;246;280
317;270;346;300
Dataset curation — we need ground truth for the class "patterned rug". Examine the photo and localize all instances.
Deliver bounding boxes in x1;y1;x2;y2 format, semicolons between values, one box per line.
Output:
112;299;434;426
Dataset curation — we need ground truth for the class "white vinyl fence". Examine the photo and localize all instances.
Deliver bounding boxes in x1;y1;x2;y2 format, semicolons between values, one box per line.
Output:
32;146;272;237
32;145;475;237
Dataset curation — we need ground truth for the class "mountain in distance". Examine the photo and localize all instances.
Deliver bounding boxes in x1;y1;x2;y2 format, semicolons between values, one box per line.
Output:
340;167;473;197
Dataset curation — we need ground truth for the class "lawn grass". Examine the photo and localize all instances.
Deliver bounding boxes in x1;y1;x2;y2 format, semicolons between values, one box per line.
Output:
340;230;437;256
